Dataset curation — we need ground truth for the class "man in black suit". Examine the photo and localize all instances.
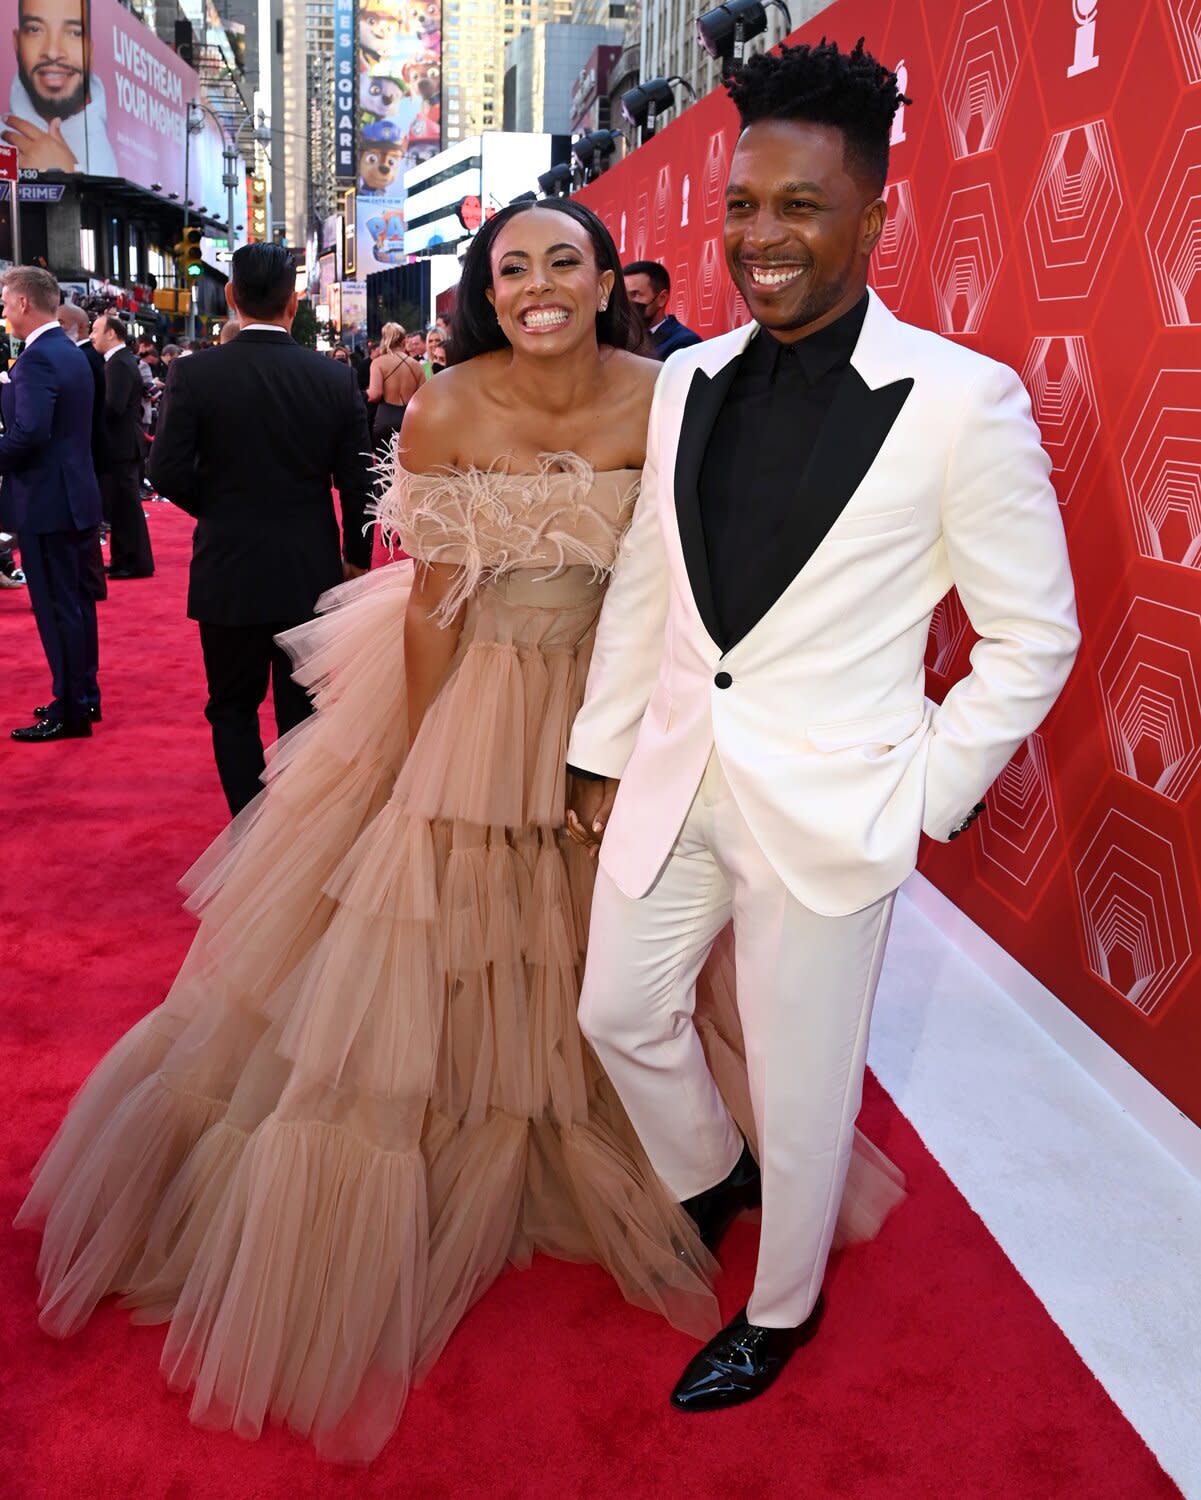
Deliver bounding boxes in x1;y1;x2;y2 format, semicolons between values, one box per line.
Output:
149;242;376;815
91;313;155;579
622;261;704;359
53;300;106;721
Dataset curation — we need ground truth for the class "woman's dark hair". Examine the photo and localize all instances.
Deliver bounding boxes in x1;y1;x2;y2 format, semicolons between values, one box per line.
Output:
449;198;642;365
726;38;910;194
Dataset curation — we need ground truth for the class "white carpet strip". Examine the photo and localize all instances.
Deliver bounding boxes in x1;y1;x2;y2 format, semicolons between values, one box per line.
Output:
869;876;1201;1499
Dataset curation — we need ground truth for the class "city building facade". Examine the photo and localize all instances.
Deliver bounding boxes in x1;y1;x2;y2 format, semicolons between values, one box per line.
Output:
504;21;624;134
443;0;572;145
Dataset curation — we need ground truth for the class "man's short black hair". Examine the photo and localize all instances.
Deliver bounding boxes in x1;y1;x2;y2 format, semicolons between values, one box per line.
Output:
725;38;910;194
230;243;296;321
623;260;671;296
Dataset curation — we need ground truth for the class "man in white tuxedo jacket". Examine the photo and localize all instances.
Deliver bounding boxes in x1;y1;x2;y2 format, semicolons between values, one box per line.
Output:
566;41;1080;1410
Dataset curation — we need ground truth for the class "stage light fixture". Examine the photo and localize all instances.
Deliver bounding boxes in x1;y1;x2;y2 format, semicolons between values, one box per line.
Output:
621;76;696;142
573;128;621;183
537;163;574;198
696;0;791;70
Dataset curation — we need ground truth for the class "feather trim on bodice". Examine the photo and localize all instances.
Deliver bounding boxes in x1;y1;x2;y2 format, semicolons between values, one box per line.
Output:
372;451;640;622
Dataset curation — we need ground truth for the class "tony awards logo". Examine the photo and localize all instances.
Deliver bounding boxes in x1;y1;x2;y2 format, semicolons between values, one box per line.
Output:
1067;0;1100;78
890;60;908;145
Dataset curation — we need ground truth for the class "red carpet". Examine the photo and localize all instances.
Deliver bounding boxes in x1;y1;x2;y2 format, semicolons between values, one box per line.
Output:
0;505;1180;1499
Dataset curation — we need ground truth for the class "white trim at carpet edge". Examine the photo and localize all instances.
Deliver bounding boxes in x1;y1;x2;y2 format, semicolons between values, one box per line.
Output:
901;871;1201;1183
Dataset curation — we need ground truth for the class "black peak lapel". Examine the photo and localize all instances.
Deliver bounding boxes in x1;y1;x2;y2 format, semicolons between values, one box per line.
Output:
674;359;741;648
729;367;914;650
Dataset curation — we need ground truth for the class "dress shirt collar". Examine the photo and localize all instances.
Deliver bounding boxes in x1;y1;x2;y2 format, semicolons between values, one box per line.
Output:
103;344;122;361
239;323;290;334
22;321;60;349
748;292;869;386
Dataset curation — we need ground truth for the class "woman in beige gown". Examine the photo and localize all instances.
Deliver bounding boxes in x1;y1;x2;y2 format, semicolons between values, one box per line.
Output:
17;201;902;1462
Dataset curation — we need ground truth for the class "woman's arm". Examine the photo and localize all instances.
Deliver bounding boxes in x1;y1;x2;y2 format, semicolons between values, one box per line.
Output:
366;355;385;404
398;372;469;742
404;561;467;742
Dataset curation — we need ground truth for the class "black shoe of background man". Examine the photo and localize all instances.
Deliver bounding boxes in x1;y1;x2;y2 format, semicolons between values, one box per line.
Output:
680;1141;761;1252
671;1296;826;1412
35;704;101;723
107;567;153;579
12;718;93;742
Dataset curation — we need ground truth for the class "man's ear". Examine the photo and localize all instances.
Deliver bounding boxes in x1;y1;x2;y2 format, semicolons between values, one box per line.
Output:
224;283;238;315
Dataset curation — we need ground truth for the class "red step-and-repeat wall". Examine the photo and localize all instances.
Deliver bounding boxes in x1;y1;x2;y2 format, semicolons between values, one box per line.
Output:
578;0;1201;1128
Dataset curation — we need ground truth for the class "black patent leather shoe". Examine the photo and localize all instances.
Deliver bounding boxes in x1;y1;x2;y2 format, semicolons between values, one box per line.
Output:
680;1142;761;1252
35;704;101;723
11;717;92;742
671;1296;826;1412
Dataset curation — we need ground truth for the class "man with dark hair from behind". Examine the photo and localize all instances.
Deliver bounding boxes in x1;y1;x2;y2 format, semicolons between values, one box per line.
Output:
91;311;155;578
622;260;703;358
570;39;1078;1411
149;242;376;815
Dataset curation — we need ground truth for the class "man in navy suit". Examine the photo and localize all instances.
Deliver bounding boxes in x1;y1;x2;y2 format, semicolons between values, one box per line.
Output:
0;266;103;741
622;261;704;359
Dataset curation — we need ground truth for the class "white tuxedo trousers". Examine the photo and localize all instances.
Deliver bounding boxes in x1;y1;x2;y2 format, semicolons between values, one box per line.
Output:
579;751;895;1329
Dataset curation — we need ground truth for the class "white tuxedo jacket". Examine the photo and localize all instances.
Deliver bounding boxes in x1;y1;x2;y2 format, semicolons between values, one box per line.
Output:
567;291;1081;917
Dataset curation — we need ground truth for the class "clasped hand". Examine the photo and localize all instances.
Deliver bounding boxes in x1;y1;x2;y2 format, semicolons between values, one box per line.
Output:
565;774;619;860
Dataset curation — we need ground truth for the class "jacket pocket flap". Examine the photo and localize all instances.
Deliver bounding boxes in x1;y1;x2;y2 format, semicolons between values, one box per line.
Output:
807;705;925;752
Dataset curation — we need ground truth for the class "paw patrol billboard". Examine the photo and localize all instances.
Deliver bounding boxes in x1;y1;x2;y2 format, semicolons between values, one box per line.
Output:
354;0;442;275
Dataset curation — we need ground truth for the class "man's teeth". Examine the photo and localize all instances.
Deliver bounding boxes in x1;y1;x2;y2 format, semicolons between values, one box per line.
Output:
523;309;569;328
750;267;804;287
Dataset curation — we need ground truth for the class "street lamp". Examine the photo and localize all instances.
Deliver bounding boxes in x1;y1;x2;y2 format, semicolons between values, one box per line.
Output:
183;97;251;337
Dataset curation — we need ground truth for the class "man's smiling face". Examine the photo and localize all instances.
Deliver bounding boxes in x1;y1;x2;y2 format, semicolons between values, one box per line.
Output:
15;0;90;121
723;118;885;342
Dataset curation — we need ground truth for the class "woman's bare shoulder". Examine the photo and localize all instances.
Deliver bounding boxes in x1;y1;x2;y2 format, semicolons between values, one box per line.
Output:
605;348;661;403
399;359;489;471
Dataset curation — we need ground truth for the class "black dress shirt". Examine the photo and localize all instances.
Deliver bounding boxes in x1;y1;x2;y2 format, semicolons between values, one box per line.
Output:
697;293;868;650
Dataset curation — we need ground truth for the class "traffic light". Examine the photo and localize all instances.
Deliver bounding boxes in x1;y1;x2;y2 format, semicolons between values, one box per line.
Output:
173;226;203;279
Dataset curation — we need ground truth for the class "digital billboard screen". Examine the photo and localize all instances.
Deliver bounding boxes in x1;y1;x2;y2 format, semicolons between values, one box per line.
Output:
1;0;231;206
355;0;442;275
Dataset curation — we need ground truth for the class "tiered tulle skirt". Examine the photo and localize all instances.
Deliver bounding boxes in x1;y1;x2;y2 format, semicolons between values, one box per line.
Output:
16;562;903;1462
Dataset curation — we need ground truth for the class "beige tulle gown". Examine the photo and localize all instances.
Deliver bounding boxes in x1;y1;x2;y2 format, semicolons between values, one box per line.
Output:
17;456;904;1462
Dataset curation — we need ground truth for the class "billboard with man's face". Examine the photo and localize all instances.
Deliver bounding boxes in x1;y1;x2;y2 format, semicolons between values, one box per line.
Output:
2;0;230;207
355;0;441;276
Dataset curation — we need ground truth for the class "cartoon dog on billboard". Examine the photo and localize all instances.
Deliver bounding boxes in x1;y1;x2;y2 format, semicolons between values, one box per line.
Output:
400;52;440;113
360;73;407;125
358;120;405;194
358;0;405;69
405;0;440;47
